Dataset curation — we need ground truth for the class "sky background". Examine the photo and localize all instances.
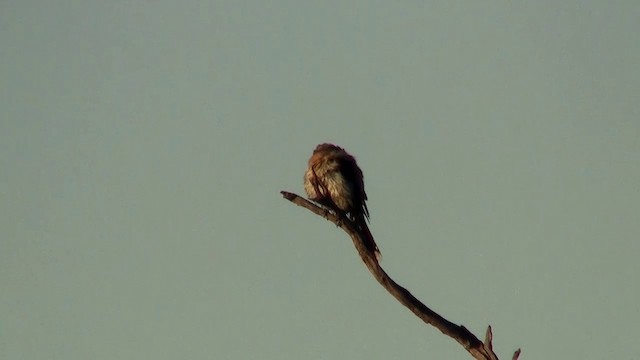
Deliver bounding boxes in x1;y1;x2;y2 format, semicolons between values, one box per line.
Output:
2;1;639;359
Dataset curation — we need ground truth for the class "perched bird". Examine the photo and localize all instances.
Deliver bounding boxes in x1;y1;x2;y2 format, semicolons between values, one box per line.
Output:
303;143;381;260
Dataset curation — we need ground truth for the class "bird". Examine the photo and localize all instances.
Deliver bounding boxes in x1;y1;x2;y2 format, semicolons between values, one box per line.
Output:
303;143;381;260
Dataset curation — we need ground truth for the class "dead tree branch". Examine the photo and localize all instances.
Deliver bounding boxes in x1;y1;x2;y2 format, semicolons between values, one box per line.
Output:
281;191;520;360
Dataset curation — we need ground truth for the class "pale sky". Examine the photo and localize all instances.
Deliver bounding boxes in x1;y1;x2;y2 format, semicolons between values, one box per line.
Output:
2;1;639;359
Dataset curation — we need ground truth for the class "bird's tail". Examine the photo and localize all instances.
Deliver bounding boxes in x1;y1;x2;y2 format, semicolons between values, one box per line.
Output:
354;215;381;262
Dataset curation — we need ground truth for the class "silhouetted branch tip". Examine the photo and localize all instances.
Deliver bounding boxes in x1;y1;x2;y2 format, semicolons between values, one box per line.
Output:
485;326;493;351
280;190;296;200
512;349;521;360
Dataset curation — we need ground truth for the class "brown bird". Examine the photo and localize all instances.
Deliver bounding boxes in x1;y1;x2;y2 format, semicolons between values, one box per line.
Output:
303;143;381;260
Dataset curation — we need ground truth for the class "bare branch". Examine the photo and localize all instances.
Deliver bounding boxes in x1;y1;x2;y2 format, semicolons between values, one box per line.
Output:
485;326;494;352
512;348;522;360
281;191;520;360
